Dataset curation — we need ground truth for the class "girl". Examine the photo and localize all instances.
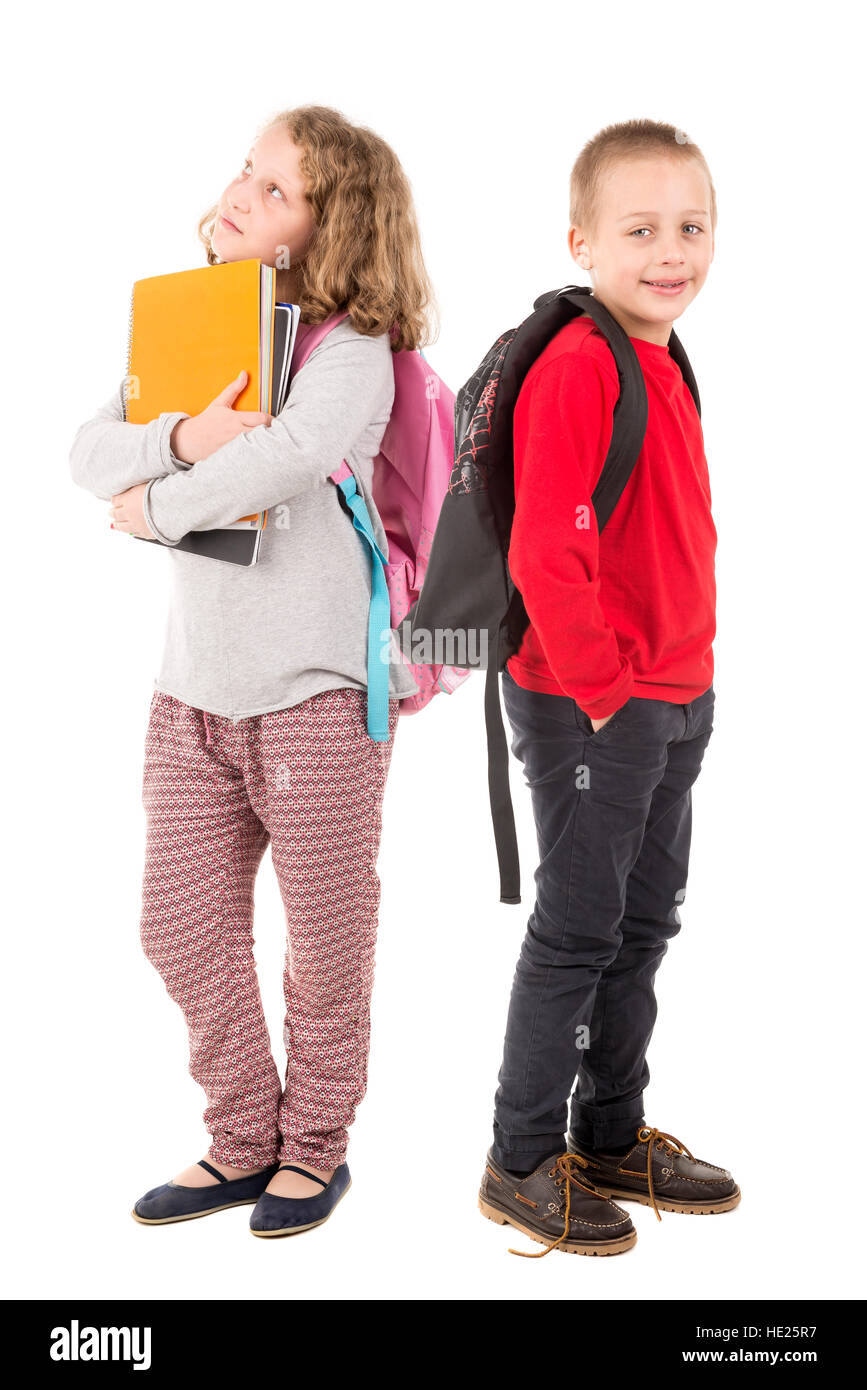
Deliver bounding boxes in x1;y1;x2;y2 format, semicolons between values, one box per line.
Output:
69;105;436;1237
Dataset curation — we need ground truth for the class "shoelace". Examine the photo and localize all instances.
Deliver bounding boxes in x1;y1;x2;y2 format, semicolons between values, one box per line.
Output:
635;1125;696;1221
508;1152;610;1258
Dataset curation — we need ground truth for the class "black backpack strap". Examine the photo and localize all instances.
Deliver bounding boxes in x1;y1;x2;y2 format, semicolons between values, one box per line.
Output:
484;288;650;905
485;624;521;904
535;284;701;422
667;328;701;417
533;287;649;531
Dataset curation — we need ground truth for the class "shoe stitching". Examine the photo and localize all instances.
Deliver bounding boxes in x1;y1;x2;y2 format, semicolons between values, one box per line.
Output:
504;1152;626;1259
633;1125;723;1221
607;1172;731;1187
576;1125;731;1221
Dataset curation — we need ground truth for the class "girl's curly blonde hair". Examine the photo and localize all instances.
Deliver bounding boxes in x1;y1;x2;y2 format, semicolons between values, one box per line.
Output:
198;104;438;352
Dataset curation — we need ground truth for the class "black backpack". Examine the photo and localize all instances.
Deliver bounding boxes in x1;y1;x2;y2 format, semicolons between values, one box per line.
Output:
398;285;701;905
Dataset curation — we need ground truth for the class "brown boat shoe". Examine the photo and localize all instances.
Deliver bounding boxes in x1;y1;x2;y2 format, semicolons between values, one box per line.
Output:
566;1124;741;1219
479;1148;637;1257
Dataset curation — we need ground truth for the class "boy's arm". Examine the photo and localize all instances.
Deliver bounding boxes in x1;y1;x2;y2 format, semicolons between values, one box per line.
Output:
508;352;635;720
141;331;393;545
68;381;192;501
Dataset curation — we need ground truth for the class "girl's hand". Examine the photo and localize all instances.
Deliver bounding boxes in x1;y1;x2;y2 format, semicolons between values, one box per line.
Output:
170;372;273;463
110;483;155;539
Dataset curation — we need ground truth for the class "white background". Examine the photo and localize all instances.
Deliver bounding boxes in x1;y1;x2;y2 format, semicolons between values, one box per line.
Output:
3;0;864;1303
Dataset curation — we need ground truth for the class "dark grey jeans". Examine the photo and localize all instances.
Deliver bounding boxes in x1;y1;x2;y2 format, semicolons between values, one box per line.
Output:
491;668;715;1171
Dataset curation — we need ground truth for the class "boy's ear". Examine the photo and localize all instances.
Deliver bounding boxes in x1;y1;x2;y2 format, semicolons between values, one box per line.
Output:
568;224;591;268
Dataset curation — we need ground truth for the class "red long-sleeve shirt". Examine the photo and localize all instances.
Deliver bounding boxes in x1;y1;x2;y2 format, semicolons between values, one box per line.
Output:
506;316;717;719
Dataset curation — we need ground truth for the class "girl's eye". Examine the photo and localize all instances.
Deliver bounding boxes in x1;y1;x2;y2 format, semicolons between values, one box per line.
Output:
238;160;285;200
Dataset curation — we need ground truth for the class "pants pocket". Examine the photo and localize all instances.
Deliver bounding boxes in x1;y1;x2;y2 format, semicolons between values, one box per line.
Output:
575;697;631;742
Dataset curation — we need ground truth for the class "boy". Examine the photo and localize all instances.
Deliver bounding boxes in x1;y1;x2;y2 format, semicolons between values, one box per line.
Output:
478;120;740;1259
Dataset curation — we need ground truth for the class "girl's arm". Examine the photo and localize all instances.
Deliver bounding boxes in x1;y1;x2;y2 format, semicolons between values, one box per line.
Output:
141;329;393;546
68;381;193;501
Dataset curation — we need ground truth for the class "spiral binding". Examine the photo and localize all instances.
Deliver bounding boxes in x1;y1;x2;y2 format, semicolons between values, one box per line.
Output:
122;283;135;423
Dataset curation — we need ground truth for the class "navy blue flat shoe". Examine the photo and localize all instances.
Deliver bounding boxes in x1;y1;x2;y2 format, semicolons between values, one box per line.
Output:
132;1159;280;1225
249;1162;352;1237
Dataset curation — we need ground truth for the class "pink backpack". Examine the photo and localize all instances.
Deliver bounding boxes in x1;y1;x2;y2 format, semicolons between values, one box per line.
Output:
290;311;470;739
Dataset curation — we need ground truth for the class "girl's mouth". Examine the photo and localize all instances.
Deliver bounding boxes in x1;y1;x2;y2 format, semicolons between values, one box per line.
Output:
642;279;688;296
220;216;242;233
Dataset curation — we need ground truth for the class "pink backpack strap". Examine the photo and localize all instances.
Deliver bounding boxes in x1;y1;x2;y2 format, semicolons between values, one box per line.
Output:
289;310;352;489
290;309;350;377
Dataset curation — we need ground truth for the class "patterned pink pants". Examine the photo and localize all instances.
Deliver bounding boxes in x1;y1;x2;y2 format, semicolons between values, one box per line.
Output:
140;687;399;1169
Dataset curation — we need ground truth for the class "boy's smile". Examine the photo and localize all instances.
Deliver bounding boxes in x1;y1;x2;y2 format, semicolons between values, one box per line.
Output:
568;154;715;345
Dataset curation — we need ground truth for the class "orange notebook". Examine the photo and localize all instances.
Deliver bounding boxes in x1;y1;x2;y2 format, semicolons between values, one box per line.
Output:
123;258;299;565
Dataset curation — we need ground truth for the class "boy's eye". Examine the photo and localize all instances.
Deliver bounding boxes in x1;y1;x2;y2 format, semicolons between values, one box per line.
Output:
630;224;703;237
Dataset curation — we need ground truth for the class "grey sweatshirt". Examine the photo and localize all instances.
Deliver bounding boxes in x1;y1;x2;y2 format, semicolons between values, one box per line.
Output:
69;316;420;719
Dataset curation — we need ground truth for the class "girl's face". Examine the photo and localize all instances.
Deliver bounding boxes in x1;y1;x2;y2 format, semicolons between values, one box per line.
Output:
212;126;316;274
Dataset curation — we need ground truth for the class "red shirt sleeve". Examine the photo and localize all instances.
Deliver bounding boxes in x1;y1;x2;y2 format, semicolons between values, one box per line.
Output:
508;351;635;718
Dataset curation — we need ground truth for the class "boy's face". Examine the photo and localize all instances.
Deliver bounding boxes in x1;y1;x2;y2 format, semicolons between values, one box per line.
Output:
568;155;714;344
211;125;316;276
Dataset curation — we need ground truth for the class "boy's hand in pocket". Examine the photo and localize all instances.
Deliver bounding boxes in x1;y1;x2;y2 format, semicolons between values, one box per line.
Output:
170;371;272;464
590;713;614;733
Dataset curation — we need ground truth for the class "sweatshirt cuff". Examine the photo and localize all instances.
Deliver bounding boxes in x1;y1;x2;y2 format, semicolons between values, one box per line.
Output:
158;412;192;475
143;477;183;547
577;665;636;721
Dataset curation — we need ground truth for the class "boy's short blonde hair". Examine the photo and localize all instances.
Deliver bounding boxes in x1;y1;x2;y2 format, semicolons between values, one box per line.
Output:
569;119;717;241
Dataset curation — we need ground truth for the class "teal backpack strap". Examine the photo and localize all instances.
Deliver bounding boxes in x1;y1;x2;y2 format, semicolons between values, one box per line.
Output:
331;465;392;742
